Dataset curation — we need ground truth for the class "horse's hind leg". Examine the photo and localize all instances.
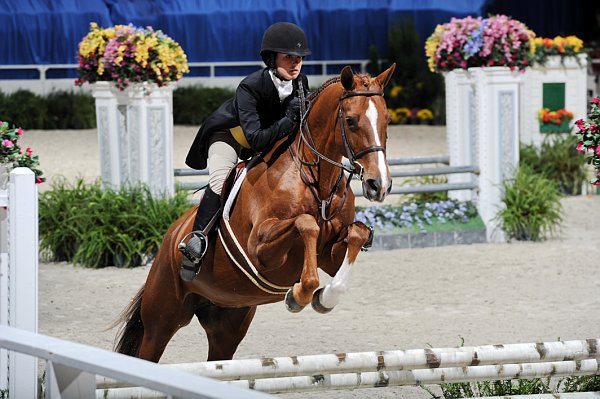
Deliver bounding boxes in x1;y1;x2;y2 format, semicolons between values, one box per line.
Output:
137;269;197;362
196;303;257;361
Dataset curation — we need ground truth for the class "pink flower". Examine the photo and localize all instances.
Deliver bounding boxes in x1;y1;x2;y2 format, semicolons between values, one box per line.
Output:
596;146;600;156
575;119;586;131
592;97;600;105
25;147;33;156
17;127;23;136
2;139;13;148
576;142;585;153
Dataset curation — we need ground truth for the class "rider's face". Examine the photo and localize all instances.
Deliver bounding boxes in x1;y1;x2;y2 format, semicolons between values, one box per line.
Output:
275;53;303;80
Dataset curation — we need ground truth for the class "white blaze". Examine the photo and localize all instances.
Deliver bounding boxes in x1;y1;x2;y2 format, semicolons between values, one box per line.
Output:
319;251;353;309
365;100;390;189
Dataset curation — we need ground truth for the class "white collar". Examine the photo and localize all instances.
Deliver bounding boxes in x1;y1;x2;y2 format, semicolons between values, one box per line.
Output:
269;69;294;102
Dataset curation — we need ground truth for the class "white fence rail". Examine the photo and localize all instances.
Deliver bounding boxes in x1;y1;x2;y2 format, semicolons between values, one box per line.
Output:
0;325;274;399
174;155;480;197
0;59;374;95
0;168;38;398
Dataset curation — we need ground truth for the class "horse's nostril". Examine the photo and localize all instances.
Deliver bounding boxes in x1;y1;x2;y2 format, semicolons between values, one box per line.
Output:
367;179;380;192
387;182;392;194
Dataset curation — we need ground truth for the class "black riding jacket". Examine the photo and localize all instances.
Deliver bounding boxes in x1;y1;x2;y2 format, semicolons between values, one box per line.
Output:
185;68;310;170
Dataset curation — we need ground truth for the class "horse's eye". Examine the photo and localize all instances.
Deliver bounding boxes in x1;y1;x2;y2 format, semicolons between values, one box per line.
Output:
346;117;358;130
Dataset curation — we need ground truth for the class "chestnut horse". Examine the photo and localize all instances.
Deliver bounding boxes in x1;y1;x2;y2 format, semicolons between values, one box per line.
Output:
115;64;396;362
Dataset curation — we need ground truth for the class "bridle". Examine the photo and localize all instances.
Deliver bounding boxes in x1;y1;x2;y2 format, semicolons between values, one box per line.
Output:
289;81;386;221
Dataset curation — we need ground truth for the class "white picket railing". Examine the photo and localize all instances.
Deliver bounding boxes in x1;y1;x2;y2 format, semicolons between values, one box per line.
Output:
0;167;38;398
0;325;274;399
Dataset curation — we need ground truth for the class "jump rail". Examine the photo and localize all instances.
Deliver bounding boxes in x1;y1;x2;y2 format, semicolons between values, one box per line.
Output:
0;325;274;399
174;155;479;195
97;339;600;396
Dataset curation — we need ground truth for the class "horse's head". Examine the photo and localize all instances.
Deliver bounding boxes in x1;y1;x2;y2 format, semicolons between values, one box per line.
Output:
338;63;396;202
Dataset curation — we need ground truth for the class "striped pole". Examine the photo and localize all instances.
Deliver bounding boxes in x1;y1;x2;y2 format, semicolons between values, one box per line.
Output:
98;339;599;389
97;359;600;397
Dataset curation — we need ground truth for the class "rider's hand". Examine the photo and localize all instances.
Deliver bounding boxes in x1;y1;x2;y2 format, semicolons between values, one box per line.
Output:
285;97;301;122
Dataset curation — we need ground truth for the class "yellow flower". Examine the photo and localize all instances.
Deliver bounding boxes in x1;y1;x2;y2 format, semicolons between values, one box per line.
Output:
390;86;402;98
416;109;434;120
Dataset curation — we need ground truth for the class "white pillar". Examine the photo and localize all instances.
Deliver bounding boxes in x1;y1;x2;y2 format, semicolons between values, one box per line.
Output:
444;69;477;202
92;82;175;197
472;67;522;242
0;168;38;398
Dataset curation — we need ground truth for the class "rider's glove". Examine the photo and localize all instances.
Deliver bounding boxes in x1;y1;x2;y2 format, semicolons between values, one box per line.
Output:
285;96;302;122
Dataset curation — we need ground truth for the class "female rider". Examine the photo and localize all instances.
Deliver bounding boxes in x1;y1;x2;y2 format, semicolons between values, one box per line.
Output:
179;22;311;281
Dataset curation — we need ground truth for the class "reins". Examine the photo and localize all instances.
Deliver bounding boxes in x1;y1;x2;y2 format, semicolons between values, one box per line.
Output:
289;80;384;221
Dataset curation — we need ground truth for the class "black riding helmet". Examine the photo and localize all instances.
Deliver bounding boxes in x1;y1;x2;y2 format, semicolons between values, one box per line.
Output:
260;22;311;68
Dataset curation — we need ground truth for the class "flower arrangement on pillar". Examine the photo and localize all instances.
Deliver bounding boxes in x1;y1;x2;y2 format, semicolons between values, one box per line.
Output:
425;14;535;73
0;121;45;187
76;23;189;197
75;22;189;90
574;97;600;186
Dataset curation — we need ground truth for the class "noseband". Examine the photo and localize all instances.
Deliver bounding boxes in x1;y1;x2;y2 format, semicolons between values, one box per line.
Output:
290;83;386;221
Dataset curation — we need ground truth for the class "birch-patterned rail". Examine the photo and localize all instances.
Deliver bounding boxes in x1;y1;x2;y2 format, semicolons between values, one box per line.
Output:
97;339;599;389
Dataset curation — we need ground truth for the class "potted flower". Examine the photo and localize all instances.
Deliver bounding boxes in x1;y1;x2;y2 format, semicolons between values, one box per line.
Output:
75;22;189;90
0;121;45;186
76;22;189;197
538;107;574;133
425;15;535;73
575;97;600;186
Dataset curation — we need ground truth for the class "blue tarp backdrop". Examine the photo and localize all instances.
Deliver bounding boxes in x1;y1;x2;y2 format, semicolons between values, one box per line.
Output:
0;0;487;67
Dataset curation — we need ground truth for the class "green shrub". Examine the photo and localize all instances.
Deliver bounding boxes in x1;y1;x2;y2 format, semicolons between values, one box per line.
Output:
0;90;47;129
46;90;96;129
440;378;551;398
0;85;235;130
519;134;587;195
173;85;234;125
439;375;600;398
39;178;191;268
495;165;563;241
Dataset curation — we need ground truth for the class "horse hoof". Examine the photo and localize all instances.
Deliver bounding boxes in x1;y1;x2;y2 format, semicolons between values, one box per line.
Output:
311;288;334;314
284;289;305;313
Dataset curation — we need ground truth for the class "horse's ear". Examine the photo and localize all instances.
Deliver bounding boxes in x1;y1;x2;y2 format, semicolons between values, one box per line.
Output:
375;63;396;89
340;66;355;91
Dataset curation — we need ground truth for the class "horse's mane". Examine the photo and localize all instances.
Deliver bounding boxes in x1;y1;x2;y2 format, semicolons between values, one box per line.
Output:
307;72;371;102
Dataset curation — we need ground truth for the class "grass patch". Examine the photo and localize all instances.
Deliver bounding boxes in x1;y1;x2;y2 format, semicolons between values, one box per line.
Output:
376;215;485;235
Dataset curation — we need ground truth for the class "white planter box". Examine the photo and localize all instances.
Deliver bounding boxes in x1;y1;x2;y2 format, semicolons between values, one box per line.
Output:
92;82;175;197
520;54;588;146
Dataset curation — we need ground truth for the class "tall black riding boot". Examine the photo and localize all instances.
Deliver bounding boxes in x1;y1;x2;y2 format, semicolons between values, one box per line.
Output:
178;187;222;281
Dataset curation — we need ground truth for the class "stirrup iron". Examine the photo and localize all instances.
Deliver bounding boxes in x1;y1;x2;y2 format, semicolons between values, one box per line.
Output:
178;231;208;263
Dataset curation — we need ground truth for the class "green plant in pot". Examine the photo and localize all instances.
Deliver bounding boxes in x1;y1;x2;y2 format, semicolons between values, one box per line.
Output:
495;165;563;242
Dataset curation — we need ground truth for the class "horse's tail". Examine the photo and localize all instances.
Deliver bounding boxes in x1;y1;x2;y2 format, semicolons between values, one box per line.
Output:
112;286;145;356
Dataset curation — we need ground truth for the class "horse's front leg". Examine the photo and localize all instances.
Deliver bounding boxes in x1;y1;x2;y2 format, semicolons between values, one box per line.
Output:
312;221;372;313
249;214;320;312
